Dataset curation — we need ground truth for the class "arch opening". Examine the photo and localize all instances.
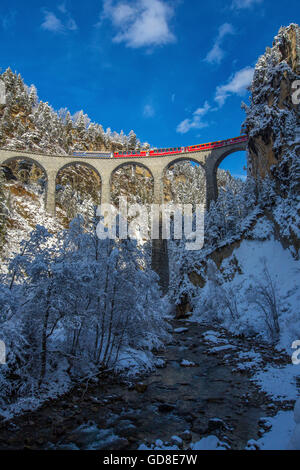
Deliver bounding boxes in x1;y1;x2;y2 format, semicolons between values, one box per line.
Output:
110;163;154;206
1;156;47;195
207;148;248;207
163;159;206;206
55;162;101;226
0;157;49;247
218;150;247;183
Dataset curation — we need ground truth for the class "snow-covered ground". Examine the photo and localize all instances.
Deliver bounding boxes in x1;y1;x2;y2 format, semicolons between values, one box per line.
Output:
138;435;229;451
184;223;300;450
246;411;295;450
192;224;300;354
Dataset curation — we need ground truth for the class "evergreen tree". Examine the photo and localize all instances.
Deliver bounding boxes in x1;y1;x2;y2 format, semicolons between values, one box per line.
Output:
128;130;137;151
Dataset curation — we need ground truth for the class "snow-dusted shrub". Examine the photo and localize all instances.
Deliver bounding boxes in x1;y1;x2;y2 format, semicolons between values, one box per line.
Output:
192;260;225;323
189;238;299;350
246;261;281;343
0;217;169;413
0;283;27;404
247;217;273;241
220;286;240;321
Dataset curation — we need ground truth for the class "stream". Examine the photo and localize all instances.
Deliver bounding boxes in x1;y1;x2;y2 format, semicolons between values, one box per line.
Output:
0;318;292;450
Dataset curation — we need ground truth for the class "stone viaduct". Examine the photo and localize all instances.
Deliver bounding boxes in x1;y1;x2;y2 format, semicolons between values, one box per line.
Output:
0;140;247;214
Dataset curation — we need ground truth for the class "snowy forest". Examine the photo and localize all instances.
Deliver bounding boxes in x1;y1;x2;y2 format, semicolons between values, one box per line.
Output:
0;23;299;451
0;67;148;155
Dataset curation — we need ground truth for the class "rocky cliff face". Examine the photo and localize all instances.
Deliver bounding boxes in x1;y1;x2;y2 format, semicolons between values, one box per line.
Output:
243;24;300;190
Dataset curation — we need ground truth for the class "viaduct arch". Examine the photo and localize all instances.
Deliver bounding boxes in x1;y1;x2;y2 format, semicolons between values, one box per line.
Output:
55;161;102;206
110;162;154;205
0;140;247;215
205;144;247;204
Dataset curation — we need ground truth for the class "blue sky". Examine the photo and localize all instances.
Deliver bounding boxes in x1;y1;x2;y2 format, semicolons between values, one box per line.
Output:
0;0;299;177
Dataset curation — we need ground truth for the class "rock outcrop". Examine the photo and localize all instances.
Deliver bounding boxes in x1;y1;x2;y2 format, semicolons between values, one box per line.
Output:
243;24;300;189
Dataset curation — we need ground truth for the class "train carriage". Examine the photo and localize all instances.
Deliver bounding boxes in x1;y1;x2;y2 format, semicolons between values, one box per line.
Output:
72;136;247;159
73;151;113;158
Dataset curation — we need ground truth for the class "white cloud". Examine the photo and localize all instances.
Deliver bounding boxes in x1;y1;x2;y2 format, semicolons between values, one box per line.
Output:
177;66;254;134
205;23;235;65
41;12;65;33
231;0;263;9
102;0;176;49
176;101;210;134
215;66;254;107
143;104;155;117
41;6;78;34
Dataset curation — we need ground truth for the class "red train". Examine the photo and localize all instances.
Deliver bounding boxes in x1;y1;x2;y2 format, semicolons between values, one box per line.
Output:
114;135;248;158
73;135;247;158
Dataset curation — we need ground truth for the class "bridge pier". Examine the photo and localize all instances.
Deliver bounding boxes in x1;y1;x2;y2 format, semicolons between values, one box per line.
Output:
150;173;170;295
101;177;111;205
151;236;169;296
46;171;56;216
205;164;218;209
152;171;163;205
